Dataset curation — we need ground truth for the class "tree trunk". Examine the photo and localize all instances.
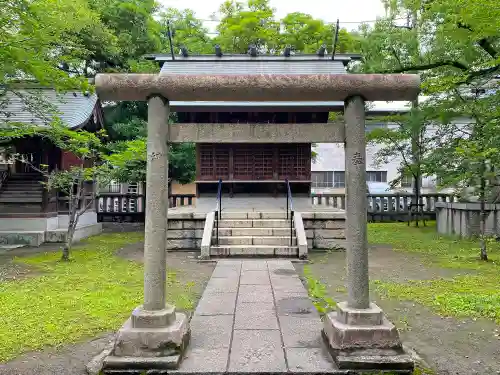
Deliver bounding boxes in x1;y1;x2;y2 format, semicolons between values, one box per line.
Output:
479;175;488;261
411;98;421;227
61;178;82;261
61;221;76;261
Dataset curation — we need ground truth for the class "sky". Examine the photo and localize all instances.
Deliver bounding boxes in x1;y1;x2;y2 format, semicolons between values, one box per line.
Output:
158;0;388;32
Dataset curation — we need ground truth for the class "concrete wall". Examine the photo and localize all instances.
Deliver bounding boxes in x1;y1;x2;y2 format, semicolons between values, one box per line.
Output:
167;216;205;250
165;214;347;251
436;202;500;237
302;213;346;250
0;211;102;246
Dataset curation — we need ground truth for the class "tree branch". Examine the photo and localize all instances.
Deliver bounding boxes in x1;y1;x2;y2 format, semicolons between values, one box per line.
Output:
381;60;469;74
458;22;498;58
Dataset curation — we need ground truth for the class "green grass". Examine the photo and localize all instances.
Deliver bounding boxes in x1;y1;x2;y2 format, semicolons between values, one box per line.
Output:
368;222;500;323
369;222;500;269
0;233;196;362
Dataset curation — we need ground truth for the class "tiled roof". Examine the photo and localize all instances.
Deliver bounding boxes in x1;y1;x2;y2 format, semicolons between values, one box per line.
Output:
0;89;98;129
148;53;362;62
160;59;347;75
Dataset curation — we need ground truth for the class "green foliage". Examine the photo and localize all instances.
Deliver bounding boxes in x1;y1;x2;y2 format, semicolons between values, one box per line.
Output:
361;0;500;257
214;0;280;53
366;107;431;189
105;139;196;184
105;138;147;183
369;222;500;323
0;232;198;362
0;0;99;91
302;265;336;314
211;0;361;54
159;8;213;54
169;143;196;184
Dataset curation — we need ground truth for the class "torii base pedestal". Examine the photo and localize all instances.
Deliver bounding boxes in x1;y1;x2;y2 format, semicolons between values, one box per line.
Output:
323;302;414;373
101;305;190;374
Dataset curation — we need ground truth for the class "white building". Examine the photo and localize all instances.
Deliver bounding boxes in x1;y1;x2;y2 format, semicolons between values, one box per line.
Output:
312;98;438;194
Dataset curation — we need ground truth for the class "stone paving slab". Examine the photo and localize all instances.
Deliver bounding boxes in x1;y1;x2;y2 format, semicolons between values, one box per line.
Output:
204;277;239;293
240;270;270;285
195;292;237;315
234;302;279;330
229;330;287;372
189;315;233;348
177;259;340;374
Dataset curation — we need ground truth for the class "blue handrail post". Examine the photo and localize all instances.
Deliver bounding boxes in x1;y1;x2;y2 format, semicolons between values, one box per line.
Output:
215;179;223;245
285;179;294;248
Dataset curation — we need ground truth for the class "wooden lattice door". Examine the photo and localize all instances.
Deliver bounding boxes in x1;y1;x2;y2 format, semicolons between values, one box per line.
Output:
278;144;310;180
233;146;254;180
253;145;274;180
214;145;230;180
198;144;214;180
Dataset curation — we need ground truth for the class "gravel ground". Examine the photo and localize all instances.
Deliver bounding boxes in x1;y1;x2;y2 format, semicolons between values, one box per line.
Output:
295;246;500;375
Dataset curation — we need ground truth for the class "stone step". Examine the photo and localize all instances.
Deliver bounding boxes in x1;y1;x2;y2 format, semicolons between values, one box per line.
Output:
215;236;297;246
218;219;291;228
8;175;43;181
210;245;298;257
3;184;43;190
219;211;290;220
0;204;43;214
0;197;42;203
0;191;42;196
215;227;295;236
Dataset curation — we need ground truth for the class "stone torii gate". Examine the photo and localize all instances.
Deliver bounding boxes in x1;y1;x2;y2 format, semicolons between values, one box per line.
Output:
94;72;420;372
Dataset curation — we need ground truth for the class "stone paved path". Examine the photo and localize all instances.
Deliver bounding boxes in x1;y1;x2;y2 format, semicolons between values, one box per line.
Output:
175;260;340;374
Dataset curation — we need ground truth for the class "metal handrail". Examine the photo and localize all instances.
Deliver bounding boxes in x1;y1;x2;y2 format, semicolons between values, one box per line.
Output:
215;179;222;246
285;179;294;246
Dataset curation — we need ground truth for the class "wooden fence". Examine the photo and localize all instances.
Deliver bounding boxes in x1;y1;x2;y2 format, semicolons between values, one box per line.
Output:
96;194;195;222
312;193;456;222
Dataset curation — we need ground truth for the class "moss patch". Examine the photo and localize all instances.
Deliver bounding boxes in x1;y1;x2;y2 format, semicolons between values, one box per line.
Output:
0;233;196;362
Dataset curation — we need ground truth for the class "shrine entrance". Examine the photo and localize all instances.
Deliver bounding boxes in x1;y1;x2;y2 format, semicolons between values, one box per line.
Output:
93;53;420;373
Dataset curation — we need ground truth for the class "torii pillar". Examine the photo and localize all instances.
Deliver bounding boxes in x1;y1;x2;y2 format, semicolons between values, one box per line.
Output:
93;72;419;373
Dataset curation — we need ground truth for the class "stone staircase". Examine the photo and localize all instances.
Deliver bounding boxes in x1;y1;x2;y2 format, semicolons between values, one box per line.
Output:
210;212;300;257
0;173;44;213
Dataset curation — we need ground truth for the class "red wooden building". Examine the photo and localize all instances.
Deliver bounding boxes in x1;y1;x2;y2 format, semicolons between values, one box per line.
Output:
0;87;104;246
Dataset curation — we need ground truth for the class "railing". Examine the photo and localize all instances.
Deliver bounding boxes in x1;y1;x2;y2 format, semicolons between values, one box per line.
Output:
95;193;195;222
0;169;10;191
169;194;195;208
215;179;222;246
285;179;294;246
311;193;457;222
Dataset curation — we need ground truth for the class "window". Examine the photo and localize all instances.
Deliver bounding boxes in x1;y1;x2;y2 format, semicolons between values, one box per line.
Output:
334;171;345;188
401;174;412;188
366;171;387;182
312;171;333;188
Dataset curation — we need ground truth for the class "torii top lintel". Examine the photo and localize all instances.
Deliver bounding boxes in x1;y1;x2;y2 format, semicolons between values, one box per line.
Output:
95;73;420;102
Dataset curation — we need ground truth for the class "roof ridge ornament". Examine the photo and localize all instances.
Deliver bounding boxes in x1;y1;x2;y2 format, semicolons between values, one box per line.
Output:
317;45;327;57
248;44;257;57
